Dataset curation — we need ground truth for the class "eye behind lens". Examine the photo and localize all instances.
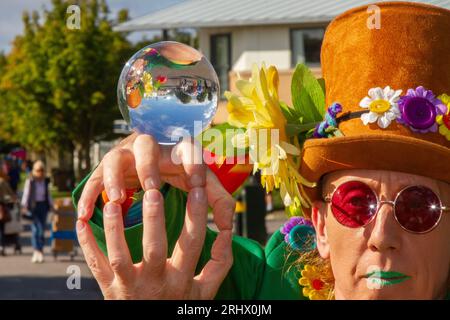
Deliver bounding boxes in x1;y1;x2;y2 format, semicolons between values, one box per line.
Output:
331;181;378;228
395;185;442;233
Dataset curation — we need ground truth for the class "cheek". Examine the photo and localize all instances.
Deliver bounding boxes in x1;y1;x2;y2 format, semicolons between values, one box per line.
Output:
422;215;450;263
411;216;450;288
326;210;367;280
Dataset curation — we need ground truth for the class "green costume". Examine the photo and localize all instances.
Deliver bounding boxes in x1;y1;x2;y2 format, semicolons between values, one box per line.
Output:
72;173;450;300
72;173;305;300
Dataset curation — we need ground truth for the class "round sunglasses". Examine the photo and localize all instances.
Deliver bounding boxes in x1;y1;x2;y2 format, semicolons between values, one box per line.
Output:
324;180;449;234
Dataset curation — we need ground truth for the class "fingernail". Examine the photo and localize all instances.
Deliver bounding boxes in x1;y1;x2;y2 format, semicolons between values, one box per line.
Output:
144;177;160;190
144;189;161;204
104;203;120;217
108;188;121;202
192;187;206;202
76;220;85;232
190;174;204;188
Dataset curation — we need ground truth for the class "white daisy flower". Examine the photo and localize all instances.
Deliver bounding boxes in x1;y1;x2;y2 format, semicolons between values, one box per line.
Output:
359;86;402;129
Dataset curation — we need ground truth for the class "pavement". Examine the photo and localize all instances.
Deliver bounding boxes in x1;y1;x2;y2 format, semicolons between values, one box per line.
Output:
0;210;286;300
0;221;102;300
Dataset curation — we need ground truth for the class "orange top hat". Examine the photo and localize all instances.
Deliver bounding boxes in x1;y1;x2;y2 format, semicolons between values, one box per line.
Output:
299;1;450;205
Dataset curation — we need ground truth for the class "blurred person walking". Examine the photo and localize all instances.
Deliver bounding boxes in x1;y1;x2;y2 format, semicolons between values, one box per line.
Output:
21;161;53;263
0;171;16;256
7;158;21;193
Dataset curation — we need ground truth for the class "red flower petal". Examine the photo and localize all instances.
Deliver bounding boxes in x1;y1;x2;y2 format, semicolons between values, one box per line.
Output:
312;279;324;291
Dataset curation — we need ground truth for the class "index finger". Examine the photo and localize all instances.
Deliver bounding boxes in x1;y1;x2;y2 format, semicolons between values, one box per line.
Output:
103;148;135;204
133;134;161;191
206;170;236;231
77;162;104;222
78;134;138;221
76;219;114;290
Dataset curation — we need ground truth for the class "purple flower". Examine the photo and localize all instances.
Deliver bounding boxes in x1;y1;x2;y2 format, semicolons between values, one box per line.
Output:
313;121;328;138
280;216;313;244
328;103;343;117
313;103;342;138
398;86;448;133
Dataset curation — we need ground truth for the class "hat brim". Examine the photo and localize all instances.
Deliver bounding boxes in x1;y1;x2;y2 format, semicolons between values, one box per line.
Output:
300;134;450;210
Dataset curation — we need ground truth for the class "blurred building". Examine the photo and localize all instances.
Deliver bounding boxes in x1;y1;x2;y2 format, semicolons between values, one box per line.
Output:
114;0;450;122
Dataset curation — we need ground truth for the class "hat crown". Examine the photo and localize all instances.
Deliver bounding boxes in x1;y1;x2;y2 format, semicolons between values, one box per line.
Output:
321;1;450;147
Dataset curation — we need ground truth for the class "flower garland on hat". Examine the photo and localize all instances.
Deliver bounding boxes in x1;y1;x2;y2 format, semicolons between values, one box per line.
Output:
358;85;448;133
202;63;449;218
359;86;402;128
436;94;450;141
313;103;343;138
398;86;447;133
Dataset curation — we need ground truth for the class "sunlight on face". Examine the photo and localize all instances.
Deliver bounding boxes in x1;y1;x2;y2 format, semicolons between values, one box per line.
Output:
314;169;450;300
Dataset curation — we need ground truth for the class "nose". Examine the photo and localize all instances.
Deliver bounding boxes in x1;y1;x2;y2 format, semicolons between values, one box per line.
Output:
366;201;402;252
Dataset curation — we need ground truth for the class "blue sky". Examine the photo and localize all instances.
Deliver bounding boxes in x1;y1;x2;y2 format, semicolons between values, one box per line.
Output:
0;0;185;53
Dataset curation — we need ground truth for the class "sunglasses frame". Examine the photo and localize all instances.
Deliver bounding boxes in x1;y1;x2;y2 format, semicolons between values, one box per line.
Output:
324;181;449;234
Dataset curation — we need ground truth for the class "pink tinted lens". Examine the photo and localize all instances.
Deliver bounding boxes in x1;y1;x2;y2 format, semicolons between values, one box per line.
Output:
331;181;378;228
395;186;442;233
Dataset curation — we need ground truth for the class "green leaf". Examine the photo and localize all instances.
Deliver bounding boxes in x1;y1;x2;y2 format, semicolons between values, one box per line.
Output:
197;123;248;158
318;78;326;95
285;122;320;137
279;101;298;123
291;64;326;123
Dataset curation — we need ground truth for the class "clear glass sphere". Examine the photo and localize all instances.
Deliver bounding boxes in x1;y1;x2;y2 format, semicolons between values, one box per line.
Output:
117;41;219;145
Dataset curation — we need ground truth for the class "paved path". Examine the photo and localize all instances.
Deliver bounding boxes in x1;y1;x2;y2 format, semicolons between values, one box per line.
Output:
0;211;286;299
0;221;102;300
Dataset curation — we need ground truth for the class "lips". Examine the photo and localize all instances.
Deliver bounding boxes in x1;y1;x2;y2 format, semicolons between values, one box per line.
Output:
364;271;411;287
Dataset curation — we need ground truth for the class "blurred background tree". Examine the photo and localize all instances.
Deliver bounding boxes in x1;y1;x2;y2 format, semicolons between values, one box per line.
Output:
0;0;133;180
0;0;198;184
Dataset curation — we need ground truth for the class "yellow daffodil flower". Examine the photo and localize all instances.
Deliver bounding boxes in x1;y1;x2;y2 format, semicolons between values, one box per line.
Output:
224;64;315;210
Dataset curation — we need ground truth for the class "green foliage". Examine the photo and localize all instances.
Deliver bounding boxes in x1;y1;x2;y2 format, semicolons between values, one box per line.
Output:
317;77;326;95
0;52;6;72
290;63;326;123
279;101;298;123
281;64;328;140
0;0;135;178
285;122;318;137
0;0;212;180
198;123;247;158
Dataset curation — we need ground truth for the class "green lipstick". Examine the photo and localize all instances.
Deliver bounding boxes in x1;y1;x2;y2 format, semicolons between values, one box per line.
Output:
365;271;411;287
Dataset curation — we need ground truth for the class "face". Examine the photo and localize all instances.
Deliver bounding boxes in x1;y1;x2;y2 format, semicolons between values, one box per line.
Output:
312;169;450;300
33;167;45;179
